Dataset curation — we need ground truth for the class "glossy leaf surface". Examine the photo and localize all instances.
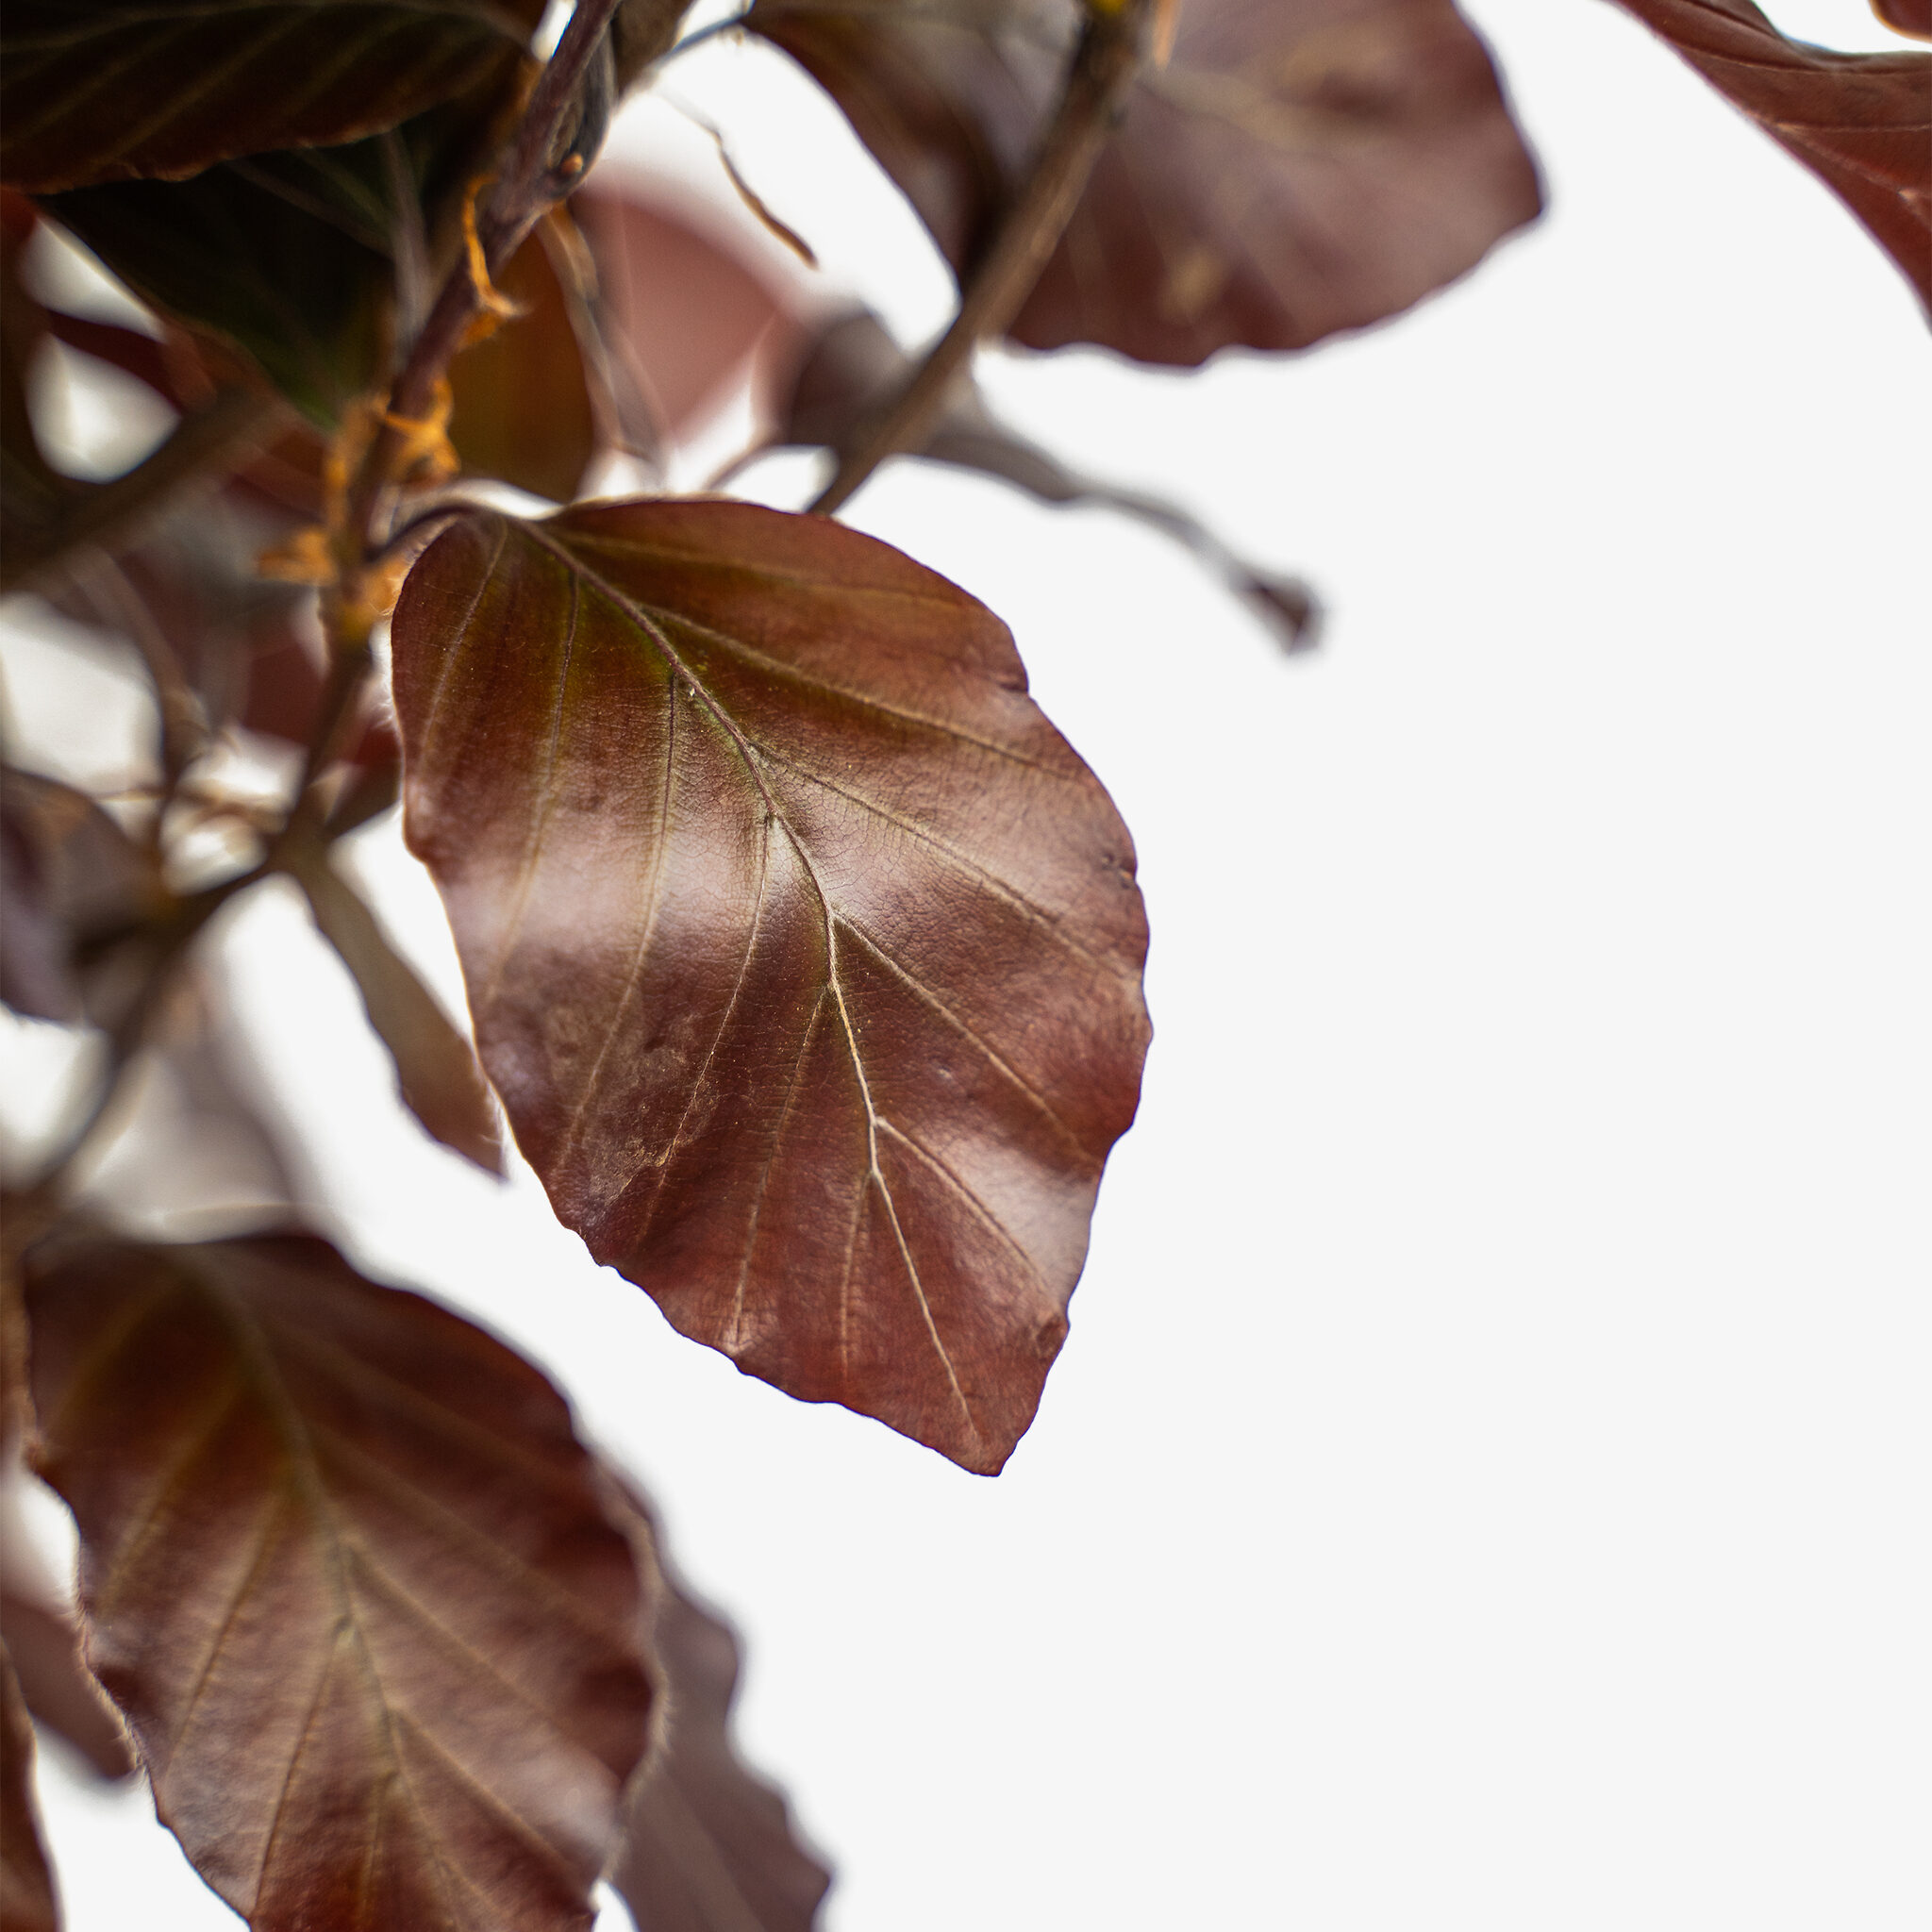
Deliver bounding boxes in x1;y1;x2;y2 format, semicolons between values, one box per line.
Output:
0;1642;58;1932
1611;0;1931;312
25;1232;653;1930
752;0;1542;364
1;0;535;193
391;501;1150;1472
608;1484;830;1932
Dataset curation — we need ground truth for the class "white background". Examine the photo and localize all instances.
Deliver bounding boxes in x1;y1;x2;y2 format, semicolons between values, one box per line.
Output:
12;1;1931;1926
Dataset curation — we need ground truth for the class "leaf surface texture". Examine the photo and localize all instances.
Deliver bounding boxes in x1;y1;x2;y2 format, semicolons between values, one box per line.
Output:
751;0;1542;363
391;500;1150;1472
25;1232;652;1932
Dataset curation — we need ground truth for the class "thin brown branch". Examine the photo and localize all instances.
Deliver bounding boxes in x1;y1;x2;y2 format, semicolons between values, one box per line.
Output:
317;0;634;824
346;0;629;546
7;10;641;1255
808;1;1148;518
0;386;281;595
4;863;267;1219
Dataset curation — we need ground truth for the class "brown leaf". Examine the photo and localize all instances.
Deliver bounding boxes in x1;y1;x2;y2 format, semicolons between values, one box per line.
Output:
0;1582;135;1781
0;1640;58;1932
287;840;506;1174
779;308;1320;652
391;501;1150;1473
751;0;1543;365
1610;0;1931;313
1874;0;1931;40
0;0;540;194
606;1483;830;1932
575;190;799;443
0;767;163;1026
35;41;541;427
43;512;319;748
66;962;305;1233
9;210;338;745
25;1231;653;1930
450;231;600;506
235;623;402;781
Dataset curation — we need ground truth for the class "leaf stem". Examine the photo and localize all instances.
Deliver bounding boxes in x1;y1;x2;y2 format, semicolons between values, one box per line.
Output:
807;0;1148;518
339;0;628;559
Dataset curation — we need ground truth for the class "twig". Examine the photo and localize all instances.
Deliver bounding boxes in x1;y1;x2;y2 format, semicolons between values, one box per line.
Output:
8;7;632;1241
340;0;629;558
0;387;281;595
807;0;1148;518
74;554;208;791
310;0;634;841
655;11;750;66
7;864;267;1215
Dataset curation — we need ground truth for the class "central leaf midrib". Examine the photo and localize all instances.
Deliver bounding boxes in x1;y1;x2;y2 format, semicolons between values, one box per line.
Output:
516;522;982;1436
198;1275;463;1922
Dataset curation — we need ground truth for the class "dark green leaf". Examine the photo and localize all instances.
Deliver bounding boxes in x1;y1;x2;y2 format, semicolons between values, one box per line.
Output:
42;166;391;425
40;68;533;425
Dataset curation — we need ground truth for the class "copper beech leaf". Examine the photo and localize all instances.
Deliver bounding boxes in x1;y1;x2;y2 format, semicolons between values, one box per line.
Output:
0;0;535;194
391;501;1150;1474
607;1482;831;1931
0;1641;58;1932
574;188;797;444
750;0;1542;365
25;1232;653;1932
1609;0;1931;313
287;839;507;1175
0;768;165;1026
